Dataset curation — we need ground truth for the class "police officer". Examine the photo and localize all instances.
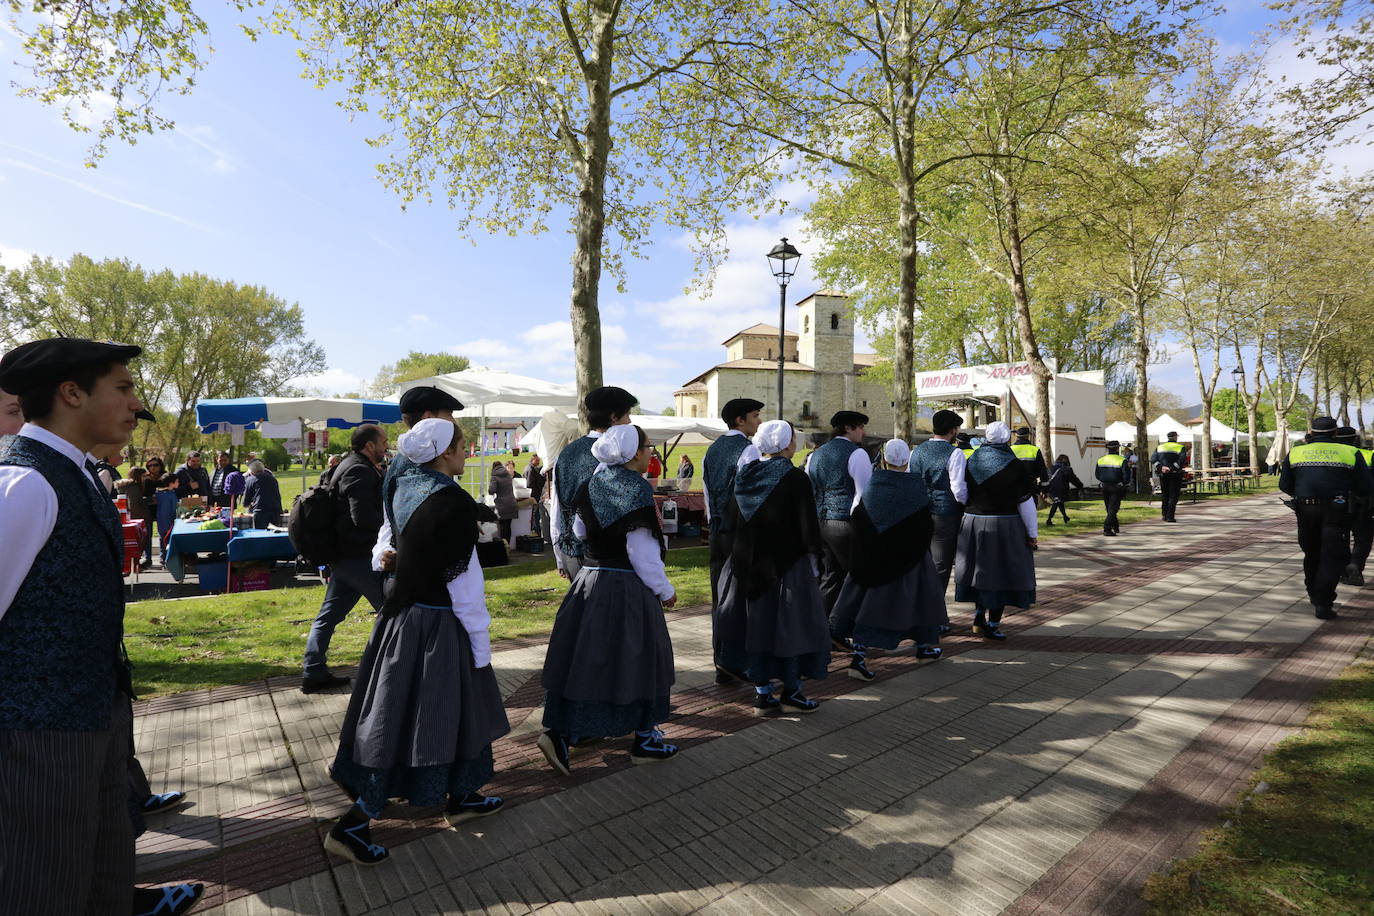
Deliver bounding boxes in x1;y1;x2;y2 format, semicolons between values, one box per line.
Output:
1152;431;1188;522
1011;426;1049;489
955;431;975;460
1280;416;1371;619
1095;440;1128;536
1335;426;1374;586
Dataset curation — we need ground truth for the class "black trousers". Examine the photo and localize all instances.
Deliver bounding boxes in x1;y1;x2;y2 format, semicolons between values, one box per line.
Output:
1159;473;1184;519
1351;513;1373;573
708;528;734;659
1295;503;1351;605
1101;486;1123;532
930;512;962;592
818;519;855;615
1046;499;1069;522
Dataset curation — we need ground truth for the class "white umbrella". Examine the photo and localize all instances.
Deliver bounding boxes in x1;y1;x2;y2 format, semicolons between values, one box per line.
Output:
394;369;580;490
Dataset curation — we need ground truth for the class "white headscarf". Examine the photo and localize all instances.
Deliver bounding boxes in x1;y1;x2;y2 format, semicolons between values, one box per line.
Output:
753;419;794;455
591;422;643;473
397;417;456;464
883;439;911;467
984;421;1011;445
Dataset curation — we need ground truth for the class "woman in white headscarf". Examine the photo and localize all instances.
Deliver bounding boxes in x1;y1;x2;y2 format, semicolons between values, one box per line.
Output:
715;420;831;715
830;440;948;675
325;419;510;867
951;421;1038;640
537;422;679;775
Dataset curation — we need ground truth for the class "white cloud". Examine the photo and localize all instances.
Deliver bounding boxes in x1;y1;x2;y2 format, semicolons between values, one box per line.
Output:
449;321;675;380
71;91;117;130
0;157;209;230
173;124;237;174
450;338;518;362
390;312;433;333
290;367;368;396
0;243;37;268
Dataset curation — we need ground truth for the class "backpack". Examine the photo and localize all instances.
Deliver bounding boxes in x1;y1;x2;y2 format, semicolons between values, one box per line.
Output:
288;480;340;564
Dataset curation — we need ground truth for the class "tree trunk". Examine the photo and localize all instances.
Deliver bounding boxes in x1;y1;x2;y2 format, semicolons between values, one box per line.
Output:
1199;397;1213;471
894;186;919;440
569;1;616;428
1131;291;1149;493
1003;192;1053;459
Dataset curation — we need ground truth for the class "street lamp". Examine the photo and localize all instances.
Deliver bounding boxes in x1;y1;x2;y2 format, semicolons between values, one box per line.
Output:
767;237;801;421
1232;367;1243;470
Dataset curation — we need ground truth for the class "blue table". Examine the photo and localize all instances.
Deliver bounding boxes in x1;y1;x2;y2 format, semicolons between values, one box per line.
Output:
164;521;297;582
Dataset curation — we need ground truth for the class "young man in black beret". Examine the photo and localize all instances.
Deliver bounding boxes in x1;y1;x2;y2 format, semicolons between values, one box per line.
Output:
0;338;202;915
550;386;637;581
806;410;872;666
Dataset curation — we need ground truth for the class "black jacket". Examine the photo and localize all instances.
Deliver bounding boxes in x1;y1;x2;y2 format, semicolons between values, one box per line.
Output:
245;470;282;518
174;463;211;499
332;451;385;557
1280;435;1373;502
1044;463;1084;499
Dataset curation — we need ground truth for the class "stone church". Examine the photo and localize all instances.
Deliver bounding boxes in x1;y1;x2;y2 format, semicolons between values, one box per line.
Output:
673;290;893;432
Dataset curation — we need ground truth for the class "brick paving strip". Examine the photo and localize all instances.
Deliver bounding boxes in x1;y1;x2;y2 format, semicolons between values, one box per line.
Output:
130;496;1361;913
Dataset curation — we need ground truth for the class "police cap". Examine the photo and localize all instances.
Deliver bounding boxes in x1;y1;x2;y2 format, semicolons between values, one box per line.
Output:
1335;425;1358;440
1310;416;1338;433
1166;431;1179;440
1014;426;1031;438
1105;440;1120;449
0;337;142;394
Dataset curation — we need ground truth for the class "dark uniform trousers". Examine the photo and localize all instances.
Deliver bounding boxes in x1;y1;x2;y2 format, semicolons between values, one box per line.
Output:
818;519;856;614
1159;472;1184;520
930;512;962;591
1296;501;1351;605
0;694;135;916
708;529;734;658
1351;509;1373;574
1101;485;1123;532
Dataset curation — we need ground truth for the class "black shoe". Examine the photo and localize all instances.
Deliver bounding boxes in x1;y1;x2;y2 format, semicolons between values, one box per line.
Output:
714;664;747;685
301;673;351;694
970;620;989;637
324;819;389;866
139;559;154;571
1341;565;1364;586
1314;604;1339;620
779;690;819;714
830;634;853;652
847;657;876;681
140;791;186;815
630;730;680;764
980;622;1008;640
1062;516;1071;523
445;792;504;826
938;623;953;636
916;646;943;660
131;883;205;916
1045;519;1053;527
1103;530;1116;536
537;730;571;776
752;691;781;716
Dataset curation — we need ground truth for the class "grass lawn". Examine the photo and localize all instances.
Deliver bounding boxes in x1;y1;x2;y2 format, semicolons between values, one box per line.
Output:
125;548;713;698
1141;652;1374;914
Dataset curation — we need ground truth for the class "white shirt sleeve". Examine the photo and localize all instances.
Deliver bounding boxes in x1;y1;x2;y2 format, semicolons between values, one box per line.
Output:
701;466;712;523
1018;496;1038;538
627;527;674;601
948;449;968;504
549;473;567;571
848;447;873;510
573;512;587;539
370;515;393;572
446;547;492;667
0;468;59;621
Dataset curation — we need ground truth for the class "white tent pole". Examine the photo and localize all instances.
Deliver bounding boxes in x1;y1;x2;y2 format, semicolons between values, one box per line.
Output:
300;417;307;493
480;403;488;498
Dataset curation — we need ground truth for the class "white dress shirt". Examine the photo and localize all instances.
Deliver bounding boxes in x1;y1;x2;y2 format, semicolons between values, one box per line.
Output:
701;429;763;522
550;431;602;572
847;444;874;511
572;512;675;601
0;424;102;620
446;547;493;667
948;447;968;504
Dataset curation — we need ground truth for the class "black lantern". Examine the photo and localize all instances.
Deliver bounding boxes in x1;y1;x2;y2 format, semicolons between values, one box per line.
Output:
766;237;802;420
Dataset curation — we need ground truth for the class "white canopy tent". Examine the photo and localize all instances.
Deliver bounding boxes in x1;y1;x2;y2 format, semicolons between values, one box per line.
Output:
519;414;729;465
394;369;580;489
1188;416;1249;442
1145;413;1193;441
1104;420;1136;443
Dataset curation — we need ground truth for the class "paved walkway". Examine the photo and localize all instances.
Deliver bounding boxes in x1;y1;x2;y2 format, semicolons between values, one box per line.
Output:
131;494;1371;915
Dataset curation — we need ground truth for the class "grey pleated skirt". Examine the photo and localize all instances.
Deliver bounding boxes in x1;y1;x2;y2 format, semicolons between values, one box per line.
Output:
830;552;949;649
332;602;510;814
715;556;832;685
540;568;676;739
954;513;1037;612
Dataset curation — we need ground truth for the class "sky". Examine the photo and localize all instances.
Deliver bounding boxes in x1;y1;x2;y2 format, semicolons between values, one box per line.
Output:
0;2;1348;416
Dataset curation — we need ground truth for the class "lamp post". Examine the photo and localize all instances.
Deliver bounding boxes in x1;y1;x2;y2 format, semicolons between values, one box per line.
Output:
766;237;801;421
1231;367;1243;469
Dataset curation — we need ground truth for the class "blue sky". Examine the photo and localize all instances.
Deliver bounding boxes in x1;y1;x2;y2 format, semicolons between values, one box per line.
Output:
0;3;1314;415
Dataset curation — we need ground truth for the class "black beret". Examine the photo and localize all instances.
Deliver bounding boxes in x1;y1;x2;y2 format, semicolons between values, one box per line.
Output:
584;385;638;413
399;385;464;415
1106;440;1120;448
1311;416;1338;432
1335;425;1358;439
830;409;869;429
1015;426;1031;437
721;397;765;424
135;408;157;422
0;337;141;394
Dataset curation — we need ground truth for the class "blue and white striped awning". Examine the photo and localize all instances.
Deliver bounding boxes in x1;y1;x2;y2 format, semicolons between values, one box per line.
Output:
195;397;401;433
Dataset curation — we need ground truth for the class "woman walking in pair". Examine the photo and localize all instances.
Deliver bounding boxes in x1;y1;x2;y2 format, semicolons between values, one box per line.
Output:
326;418;509;866
716;420;831;715
538;423;679;774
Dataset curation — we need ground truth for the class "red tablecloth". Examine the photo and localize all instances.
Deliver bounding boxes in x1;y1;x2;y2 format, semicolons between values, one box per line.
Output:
654;492;706;513
122;519;147;576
